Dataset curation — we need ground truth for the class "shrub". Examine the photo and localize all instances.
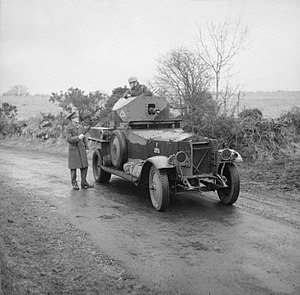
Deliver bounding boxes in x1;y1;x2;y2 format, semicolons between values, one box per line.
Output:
237;109;298;161
187;106;299;162
49;87;108;127
0;102;18;136
21;112;68;141
279;106;300;140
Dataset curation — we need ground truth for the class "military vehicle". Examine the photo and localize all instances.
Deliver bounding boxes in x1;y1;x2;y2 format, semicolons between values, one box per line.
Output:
88;93;242;211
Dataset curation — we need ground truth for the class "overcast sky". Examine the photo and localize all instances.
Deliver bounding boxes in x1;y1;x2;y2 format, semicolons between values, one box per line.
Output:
0;0;299;95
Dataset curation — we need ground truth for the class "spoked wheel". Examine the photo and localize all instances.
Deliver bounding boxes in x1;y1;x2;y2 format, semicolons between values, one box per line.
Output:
217;163;240;205
92;149;111;183
148;166;170;212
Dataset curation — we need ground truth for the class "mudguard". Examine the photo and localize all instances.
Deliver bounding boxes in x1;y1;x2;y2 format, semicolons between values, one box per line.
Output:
136;155;174;186
145;155;174;169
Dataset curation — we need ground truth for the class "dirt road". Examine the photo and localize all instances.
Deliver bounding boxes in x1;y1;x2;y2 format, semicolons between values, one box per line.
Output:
0;146;299;295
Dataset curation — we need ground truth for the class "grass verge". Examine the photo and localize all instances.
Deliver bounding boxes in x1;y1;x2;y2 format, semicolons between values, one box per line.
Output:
0;178;162;295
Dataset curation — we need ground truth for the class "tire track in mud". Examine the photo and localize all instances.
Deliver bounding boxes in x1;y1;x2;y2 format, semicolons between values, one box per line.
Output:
236;192;300;228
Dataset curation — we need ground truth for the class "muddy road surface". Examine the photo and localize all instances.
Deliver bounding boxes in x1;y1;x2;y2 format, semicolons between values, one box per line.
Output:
0;146;299;295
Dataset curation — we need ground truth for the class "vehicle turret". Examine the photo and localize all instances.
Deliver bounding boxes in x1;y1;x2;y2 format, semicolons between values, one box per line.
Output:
111;94;171;127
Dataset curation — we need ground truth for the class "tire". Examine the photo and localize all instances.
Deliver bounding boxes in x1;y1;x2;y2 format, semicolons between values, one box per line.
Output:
110;130;127;169
92;149;111;183
148;166;170;212
217;163;240;205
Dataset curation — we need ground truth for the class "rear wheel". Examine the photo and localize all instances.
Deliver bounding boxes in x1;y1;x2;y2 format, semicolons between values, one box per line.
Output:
217;163;240;205
92;149;111;183
149;166;170;212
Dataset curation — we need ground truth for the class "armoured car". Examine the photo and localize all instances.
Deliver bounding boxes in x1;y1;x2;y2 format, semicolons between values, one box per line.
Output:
88;93;242;211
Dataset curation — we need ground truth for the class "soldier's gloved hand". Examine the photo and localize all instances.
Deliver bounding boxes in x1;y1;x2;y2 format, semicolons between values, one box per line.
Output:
78;134;85;140
124;94;131;99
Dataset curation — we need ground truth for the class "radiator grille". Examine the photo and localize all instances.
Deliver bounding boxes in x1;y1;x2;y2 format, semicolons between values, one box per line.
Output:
191;139;218;175
192;144;210;175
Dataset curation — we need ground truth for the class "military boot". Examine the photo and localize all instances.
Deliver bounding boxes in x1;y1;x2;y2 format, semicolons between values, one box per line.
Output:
81;182;94;189
80;167;94;189
71;169;79;190
72;182;79;190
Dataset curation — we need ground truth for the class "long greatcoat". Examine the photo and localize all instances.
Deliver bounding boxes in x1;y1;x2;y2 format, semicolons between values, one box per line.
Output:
66;122;89;169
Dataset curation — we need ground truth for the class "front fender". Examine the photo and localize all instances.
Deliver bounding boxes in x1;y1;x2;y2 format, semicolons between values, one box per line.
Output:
145;155;174;169
138;155;174;187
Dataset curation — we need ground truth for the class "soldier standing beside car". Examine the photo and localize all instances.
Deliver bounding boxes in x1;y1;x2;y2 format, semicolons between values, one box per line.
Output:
124;76;152;98
66;111;94;190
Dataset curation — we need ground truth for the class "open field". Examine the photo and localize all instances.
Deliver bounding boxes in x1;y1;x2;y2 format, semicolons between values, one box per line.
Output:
0;95;61;120
1;91;300;120
241;91;300;118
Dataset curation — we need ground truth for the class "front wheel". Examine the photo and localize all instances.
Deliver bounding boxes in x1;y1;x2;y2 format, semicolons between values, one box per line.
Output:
148;166;170;212
92;149;111;183
217;163;240;205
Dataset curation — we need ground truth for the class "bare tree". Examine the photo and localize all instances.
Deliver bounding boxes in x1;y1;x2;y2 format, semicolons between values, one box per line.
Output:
3;85;30;96
196;21;251;115
154;47;212;117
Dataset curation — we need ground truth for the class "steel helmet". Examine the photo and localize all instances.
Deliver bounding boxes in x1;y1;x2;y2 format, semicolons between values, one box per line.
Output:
128;76;138;83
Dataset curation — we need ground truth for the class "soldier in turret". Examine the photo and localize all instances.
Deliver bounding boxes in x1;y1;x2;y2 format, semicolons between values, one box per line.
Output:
124;76;152;98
